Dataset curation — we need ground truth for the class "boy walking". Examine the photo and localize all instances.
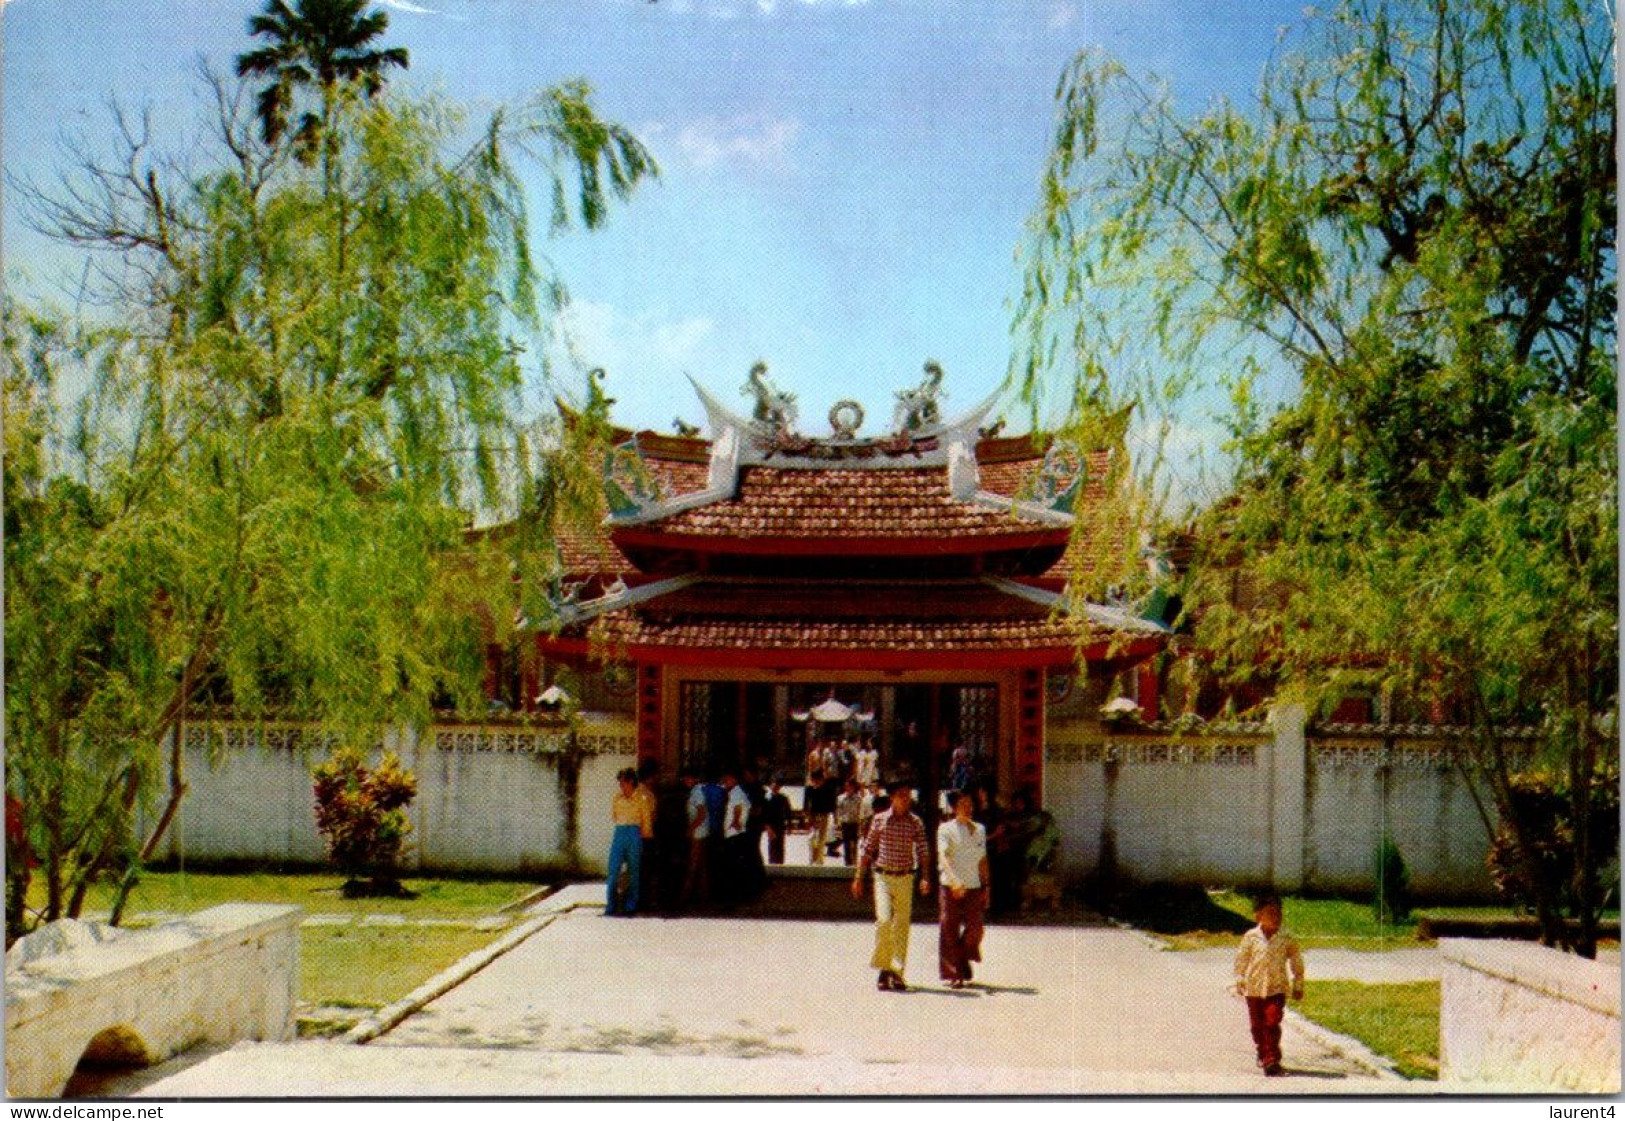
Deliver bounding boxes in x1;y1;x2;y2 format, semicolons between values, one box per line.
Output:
1233;896;1305;1076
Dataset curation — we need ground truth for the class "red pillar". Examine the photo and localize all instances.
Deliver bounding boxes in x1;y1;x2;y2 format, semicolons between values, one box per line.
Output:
637;664;662;767
1016;668;1044;805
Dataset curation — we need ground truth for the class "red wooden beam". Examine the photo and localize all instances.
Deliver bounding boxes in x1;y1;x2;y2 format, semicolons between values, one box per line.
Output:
610;527;1069;558
536;634;1162;671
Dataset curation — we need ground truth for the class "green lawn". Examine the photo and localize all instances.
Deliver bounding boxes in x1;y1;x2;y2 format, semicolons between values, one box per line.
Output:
301;924;500;1011
1216;890;1420;948
1295;980;1440;1080
1117;886;1422;950
29;870;539;922
22;870;541;1034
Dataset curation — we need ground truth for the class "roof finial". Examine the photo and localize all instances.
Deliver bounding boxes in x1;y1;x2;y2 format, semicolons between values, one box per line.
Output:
893;359;945;435
743;360;798;436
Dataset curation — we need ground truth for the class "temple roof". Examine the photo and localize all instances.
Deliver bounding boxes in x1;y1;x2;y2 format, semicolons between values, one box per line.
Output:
569;577;1163;666
559;426;1094;576
617;464;1065;543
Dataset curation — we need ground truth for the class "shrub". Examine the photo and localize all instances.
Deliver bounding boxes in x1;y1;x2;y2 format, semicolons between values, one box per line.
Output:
312;748;419;898
1372;837;1411;925
1487;768;1620;919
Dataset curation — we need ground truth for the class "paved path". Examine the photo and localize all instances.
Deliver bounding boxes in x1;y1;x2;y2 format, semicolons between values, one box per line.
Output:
138;887;1420;1096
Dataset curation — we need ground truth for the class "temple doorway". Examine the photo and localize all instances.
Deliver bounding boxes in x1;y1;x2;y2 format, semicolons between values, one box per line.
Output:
673;678;1001;867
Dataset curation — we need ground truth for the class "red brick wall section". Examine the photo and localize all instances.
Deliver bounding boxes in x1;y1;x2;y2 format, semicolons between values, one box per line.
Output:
1018;668;1044;805
637;665;662;766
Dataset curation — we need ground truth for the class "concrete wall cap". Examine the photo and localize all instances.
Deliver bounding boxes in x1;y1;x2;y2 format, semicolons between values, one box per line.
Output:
1440;937;1621;1018
7;905;303;994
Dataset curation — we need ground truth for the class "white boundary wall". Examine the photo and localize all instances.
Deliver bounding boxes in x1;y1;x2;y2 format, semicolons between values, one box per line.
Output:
153;718;635;874
157;707;1497;891
1044;705;1498;896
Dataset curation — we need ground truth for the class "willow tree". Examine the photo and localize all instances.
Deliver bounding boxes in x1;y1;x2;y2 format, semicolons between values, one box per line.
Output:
1018;0;1615;952
4;70;654;932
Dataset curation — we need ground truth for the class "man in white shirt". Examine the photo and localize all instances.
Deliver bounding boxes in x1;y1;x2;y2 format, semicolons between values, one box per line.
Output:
854;740;879;788
937;788;990;987
721;770;752;904
681;769;710;907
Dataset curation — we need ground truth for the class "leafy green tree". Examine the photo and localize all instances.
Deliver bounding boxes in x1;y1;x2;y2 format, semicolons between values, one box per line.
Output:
236;0;409;158
5;61;654;932
1019;0;1615;953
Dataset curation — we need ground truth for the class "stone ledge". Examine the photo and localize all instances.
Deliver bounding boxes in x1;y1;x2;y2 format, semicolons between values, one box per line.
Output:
6;904;302;1099
9;905;301;996
1440;938;1620;1018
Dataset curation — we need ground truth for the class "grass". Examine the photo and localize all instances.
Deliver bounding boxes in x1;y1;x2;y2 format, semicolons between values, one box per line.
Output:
300;924;499;1011
27;870;540;922
1113;886;1423;950
21;870;539;1033
1295;980;1440;1080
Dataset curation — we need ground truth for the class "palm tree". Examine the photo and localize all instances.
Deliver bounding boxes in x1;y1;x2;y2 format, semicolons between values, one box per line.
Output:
236;0;410;155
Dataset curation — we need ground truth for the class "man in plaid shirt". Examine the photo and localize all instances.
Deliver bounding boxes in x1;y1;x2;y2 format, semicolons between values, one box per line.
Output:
851;780;931;991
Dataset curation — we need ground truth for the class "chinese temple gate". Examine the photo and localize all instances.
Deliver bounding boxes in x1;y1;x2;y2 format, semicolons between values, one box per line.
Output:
525;366;1168;810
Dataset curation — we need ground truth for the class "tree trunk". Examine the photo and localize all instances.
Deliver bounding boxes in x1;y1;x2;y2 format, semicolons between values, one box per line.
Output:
1472;684;1568;949
42;723;66;923
1570;654;1600;959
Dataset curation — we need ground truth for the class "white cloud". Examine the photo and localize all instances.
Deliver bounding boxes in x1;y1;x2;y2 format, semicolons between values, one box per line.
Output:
674;0;870;15
550;300;719;403
666;114;801;170
376;0;438;13
1048;2;1077;31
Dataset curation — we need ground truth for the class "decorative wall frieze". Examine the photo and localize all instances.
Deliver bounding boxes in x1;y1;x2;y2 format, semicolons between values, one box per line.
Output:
182;723;365;754
1045;739;1259;766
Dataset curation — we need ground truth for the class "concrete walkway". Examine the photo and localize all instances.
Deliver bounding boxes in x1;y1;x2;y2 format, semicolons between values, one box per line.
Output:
134;886;1429;1096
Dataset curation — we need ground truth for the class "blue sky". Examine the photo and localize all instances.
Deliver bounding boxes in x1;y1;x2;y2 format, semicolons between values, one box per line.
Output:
3;0;1309;496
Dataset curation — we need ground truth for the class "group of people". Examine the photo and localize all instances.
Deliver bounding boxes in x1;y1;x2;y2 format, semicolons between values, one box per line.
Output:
614;758;1309;1077
802;737;880;864
849;782;990;990
606;759;800;917
850;782;1310;1078
949;783;1059;916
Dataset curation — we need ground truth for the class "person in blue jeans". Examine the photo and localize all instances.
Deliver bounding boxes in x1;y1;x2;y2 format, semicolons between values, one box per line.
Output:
607;768;651;916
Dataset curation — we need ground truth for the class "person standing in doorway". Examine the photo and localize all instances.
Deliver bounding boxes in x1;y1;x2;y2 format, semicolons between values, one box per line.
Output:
635;759;661;914
805;771;836;866
701;769;727;895
851;780;930;991
835;777;865;867
937;789;989;987
680;768;710;908
762;773;792;865
854;737;879;789
719;769;752;904
606;768;650;916
740;763;768;897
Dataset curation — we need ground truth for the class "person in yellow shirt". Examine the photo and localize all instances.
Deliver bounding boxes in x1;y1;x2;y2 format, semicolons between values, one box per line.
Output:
607;768;652;916
634;759;661;912
1232;896;1305;1076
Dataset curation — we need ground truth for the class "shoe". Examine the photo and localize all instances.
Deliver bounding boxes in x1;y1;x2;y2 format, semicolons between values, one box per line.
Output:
1263;1064;1284;1077
887;972;908;992
877;972;891;991
947;977;966;989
